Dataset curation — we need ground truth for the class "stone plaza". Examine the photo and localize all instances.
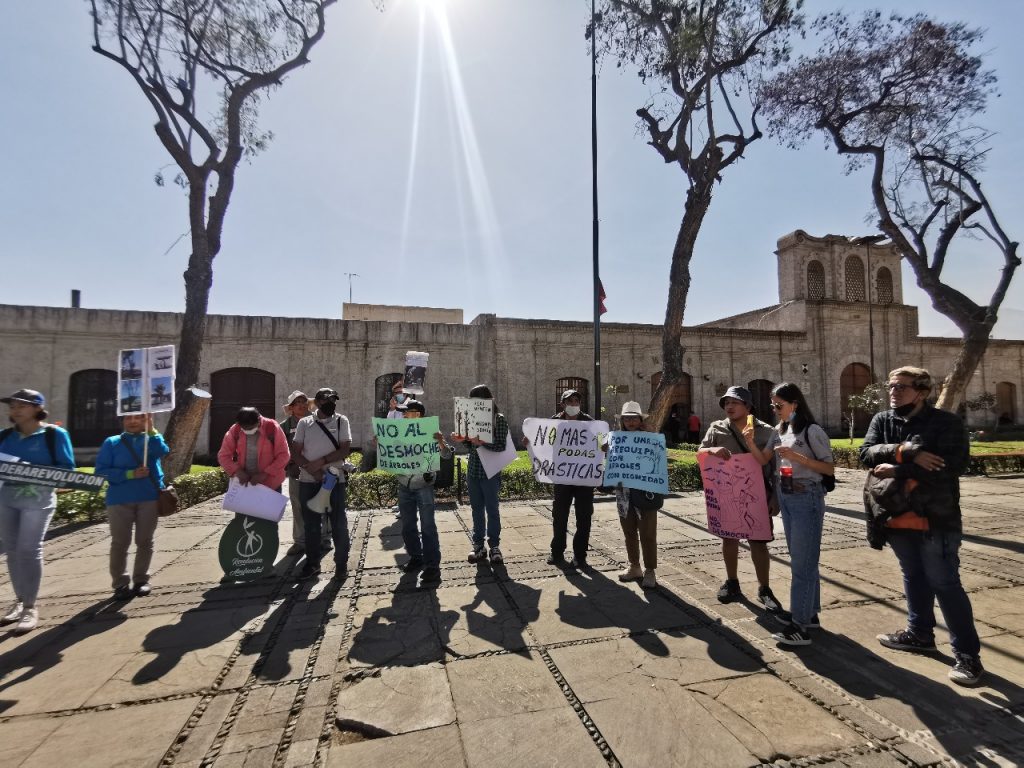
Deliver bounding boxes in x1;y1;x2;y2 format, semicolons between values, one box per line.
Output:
0;468;1022;767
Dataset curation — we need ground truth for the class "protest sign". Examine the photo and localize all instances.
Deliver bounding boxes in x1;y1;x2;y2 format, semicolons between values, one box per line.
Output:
0;460;106;492
218;515;279;582
523;418;609;486
453;397;493;442
478;432;517;479
222;480;288;523
404;351;428;395
374;416;441;474
698;452;772;541
604;431;669;493
118;345;176;415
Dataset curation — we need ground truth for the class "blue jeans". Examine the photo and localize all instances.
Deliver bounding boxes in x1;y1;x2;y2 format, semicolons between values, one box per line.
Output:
398;484;440;567
468;474;501;548
299;481;349;572
779;483;825;626
0;485;57;607
887;529;981;657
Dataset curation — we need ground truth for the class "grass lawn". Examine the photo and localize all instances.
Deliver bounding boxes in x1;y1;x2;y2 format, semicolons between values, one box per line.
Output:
505;449;699;468
77;464;219;474
832;438;1024;455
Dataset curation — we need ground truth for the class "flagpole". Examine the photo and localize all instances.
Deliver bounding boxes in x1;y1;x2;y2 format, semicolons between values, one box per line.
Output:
591;0;602;418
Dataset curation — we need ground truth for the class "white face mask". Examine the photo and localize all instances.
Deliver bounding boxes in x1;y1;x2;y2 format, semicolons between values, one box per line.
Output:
242;427;259;436
564;405;581;417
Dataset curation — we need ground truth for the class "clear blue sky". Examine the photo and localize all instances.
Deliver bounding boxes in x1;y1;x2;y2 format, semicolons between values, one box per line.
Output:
2;0;1022;338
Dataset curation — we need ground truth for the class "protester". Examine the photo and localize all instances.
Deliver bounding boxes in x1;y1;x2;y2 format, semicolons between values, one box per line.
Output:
614;402;660;588
686;410;702;444
452;384;508;565
547;389;595;569
217;407;290;490
766;383;834;646
279;391;311;555
393;398;451;586
95;414;170;600
386;379;407;517
292;388;352;581
860;367;983;686
0;389;74;633
698;385;783;613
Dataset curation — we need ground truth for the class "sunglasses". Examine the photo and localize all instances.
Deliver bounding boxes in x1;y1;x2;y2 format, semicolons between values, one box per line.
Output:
887;383;914;392
770;402;788;411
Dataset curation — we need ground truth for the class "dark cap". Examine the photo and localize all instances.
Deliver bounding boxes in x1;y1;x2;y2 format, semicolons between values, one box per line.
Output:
560;389;580;402
314;388;339;402
397;398;426;415
1;389;45;407
718;386;752;409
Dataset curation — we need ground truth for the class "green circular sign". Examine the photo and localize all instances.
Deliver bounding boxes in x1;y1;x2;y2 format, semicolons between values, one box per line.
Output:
218;515;280;581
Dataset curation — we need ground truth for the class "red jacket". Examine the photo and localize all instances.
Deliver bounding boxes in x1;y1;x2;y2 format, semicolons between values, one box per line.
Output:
217;417;290;490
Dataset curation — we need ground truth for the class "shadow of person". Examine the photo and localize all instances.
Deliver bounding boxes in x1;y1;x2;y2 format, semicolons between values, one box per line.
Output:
0;598;128;713
377;515;404;553
796;631;1024;766
460;571;541;656
131;582;281;684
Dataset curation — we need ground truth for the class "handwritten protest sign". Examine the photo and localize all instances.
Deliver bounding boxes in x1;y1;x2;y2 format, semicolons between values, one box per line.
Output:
698;452;772;541
604;431;669;493
453;398;493;442
0;460;106;492
404;351;428;395
523;418;609;486
374;416;441;474
118;345;176;415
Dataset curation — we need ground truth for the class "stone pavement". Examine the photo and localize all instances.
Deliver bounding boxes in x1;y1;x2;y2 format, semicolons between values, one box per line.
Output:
1;469;1023;767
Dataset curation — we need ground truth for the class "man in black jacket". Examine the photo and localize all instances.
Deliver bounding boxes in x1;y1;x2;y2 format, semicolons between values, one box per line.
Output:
548;390;595;569
859;366;982;686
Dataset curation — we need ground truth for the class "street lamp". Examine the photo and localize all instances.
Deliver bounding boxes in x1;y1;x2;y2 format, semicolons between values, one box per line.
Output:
343;272;360;305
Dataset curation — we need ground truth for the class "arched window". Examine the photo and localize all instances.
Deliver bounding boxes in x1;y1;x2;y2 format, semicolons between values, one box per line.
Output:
555;377;589;416
374;373;405;418
68;370;119;447
747;379;775;422
845;255;866;302
209;368;276;451
876;267;894;304
996;382;1017;424
807;260;826;300
840;362;874;435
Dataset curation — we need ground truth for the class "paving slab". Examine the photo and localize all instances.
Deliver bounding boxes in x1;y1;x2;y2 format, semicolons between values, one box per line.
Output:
459;707;606;768
447;652;566;721
336;662;455;736
327;724;466;768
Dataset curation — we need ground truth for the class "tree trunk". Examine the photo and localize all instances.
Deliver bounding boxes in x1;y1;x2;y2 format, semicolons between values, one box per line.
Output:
163;387;214;478
647;180;714;432
935;322;993;413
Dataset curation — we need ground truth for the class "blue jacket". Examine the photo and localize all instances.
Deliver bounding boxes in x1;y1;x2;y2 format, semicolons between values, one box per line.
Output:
96;432;169;506
0;425;75;469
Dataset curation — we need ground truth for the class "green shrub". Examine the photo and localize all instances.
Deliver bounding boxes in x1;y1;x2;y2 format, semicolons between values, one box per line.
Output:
830;447;862;469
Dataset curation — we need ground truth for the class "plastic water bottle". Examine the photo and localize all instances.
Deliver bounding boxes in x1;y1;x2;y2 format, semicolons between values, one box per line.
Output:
780;458;794;494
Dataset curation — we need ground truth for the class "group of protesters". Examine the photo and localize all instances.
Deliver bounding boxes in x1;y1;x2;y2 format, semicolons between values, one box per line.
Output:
0;363;984;687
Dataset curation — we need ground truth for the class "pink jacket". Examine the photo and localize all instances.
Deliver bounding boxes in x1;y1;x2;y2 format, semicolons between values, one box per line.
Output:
217;417;290;490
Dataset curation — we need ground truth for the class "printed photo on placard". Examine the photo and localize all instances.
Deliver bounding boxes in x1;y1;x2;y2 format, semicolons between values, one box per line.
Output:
148;345;175;374
149;376;174;409
453;397;493;443
120;349;143;380
403;350;428;395
120;379;143;414
116;344;177;415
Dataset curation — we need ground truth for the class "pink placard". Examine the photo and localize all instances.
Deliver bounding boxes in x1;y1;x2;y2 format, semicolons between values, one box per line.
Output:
698;452;773;541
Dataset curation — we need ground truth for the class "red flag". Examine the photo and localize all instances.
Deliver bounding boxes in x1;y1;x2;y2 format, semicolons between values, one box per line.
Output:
599;279;607;315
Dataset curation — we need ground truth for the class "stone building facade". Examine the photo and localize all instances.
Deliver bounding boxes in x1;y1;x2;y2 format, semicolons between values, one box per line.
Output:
1;231;1021;460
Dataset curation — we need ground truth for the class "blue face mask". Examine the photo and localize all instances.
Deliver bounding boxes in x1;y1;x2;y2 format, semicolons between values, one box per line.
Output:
787;411;797;423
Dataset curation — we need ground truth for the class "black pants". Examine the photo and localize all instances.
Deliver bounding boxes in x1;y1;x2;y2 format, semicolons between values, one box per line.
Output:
551;484;594;560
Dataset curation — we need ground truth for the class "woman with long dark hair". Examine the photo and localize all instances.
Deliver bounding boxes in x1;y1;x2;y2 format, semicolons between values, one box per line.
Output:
768;382;834;646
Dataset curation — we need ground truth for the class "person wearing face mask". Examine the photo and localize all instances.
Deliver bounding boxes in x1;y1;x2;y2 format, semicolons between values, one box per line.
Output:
96;413;170;600
279;391;311;556
218;407;291;492
860;367;982;687
766;383;833;647
548;389;595;570
612;402;661;588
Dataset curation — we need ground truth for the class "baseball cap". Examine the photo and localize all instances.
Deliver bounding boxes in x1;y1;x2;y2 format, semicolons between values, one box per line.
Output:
560;389;580;402
718;386;753;409
397;399;426;415
283;390;307;408
620;401;643;417
1;389;45;407
314;388;339;402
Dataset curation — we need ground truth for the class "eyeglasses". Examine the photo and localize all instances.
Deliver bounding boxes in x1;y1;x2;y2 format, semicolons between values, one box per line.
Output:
887;383;914;393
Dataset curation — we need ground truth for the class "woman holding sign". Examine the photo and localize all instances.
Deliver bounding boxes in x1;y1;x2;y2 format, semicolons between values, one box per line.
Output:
96;414;170;600
698;386;783;614
768;383;834;647
0;389;75;634
614;402;661;588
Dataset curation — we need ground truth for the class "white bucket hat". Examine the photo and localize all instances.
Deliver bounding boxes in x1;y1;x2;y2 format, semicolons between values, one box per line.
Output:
620;401;643;417
282;390;307;409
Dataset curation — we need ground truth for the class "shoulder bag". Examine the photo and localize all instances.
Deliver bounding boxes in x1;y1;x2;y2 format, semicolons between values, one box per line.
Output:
805;424;837;493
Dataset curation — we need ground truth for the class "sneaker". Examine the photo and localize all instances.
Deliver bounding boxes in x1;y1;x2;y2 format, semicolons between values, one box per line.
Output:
113;585;133;601
772;622;812;646
331;570;349;583
489;547;504;565
420;566;442;585
641;569;658;589
134;583;152;597
568;556;589;571
1;602;23;625
297;566;321;582
402;557;424;574
758;586;783;614
773;611;821;629
546;552;566;567
14;608;38;634
468;545;487;563
617;564;643;582
876;628;936;653
717;579;742;603
948;653;984;687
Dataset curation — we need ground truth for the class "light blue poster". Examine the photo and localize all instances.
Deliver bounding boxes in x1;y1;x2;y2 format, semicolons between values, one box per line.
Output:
604;431;669;494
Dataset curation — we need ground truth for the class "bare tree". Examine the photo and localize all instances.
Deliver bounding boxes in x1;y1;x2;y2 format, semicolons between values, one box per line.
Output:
593;0;802;432
89;0;337;477
762;12;1019;411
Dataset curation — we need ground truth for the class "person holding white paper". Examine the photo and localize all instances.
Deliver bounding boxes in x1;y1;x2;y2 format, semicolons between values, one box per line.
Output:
218;408;290;491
